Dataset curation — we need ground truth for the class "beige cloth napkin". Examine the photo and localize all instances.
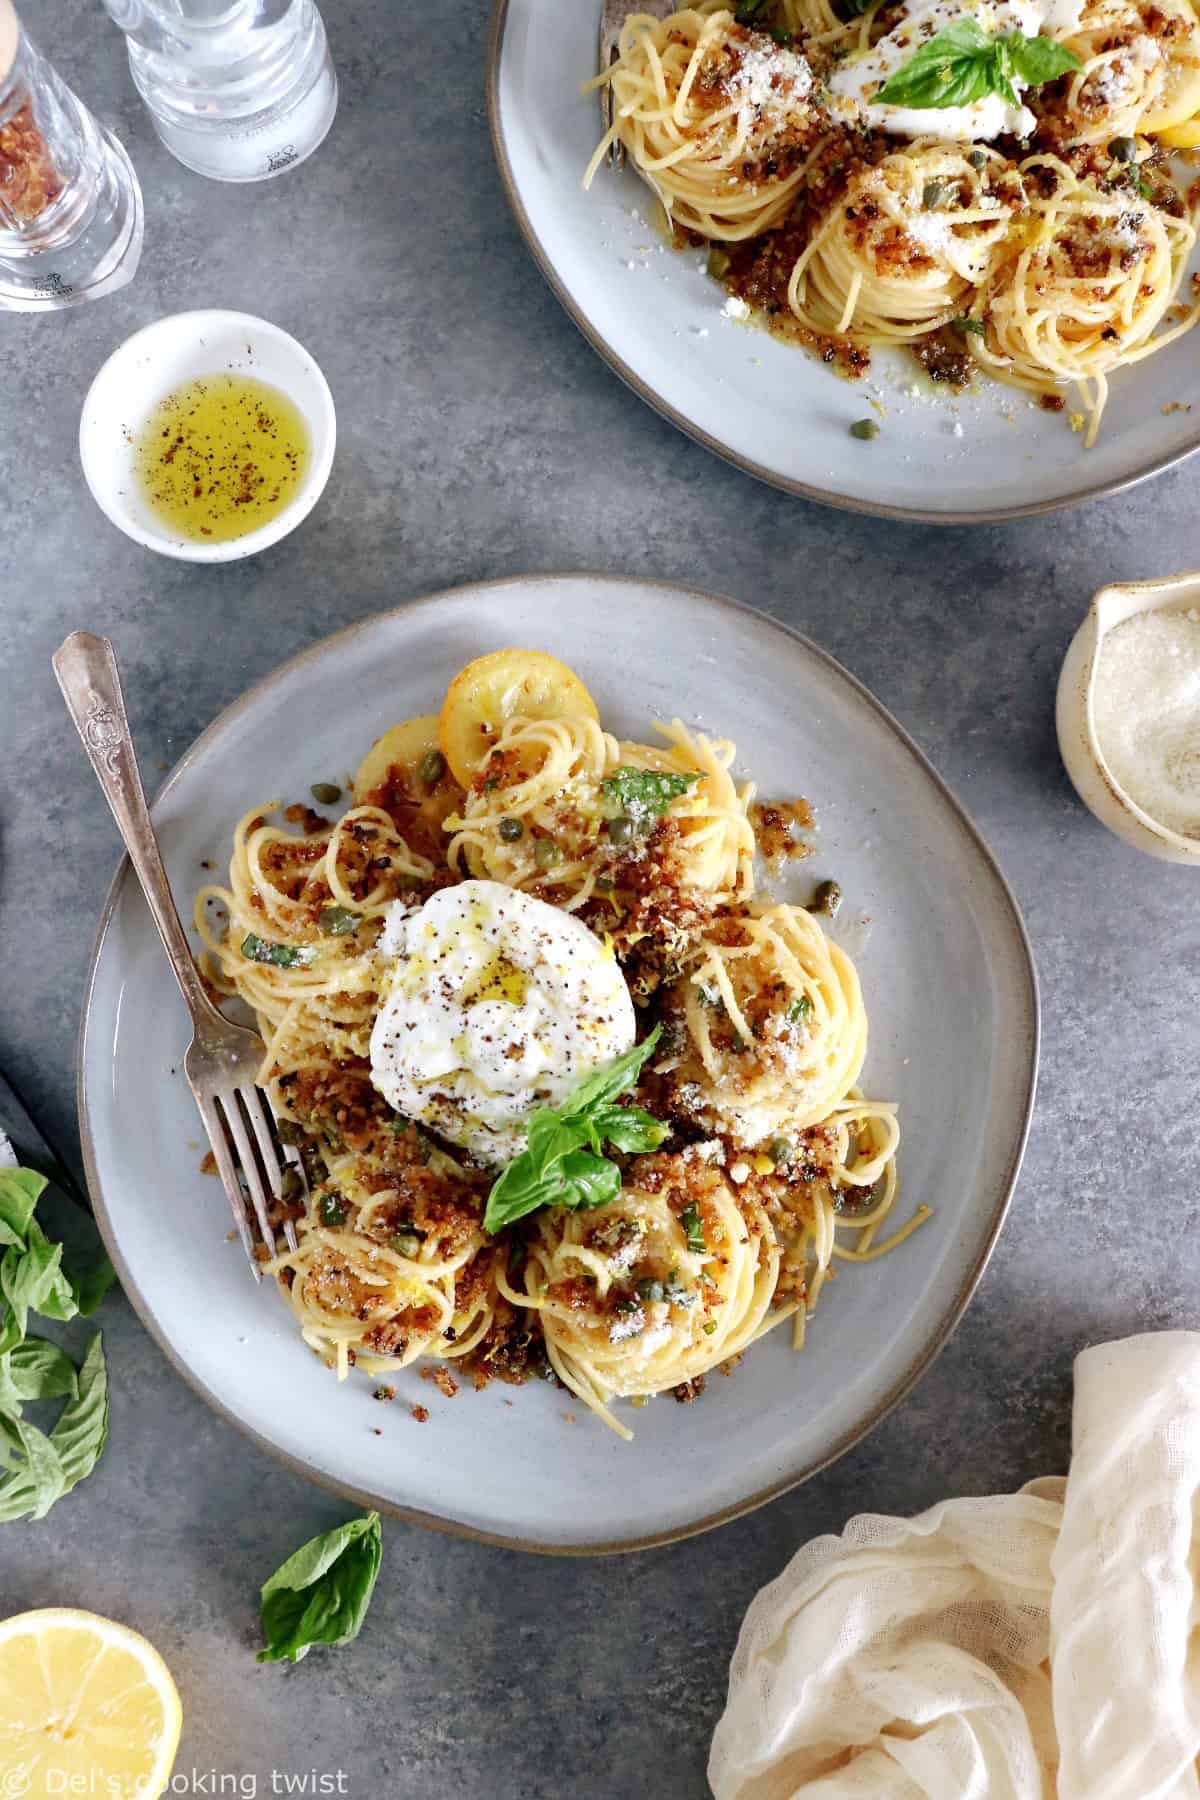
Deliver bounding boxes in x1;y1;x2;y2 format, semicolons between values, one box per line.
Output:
709;1334;1200;1799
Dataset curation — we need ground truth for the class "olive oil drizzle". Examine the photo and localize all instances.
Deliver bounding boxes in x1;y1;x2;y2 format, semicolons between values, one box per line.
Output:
133;373;309;544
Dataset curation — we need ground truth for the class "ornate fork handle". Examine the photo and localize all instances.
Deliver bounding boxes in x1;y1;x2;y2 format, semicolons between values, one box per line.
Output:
53;630;220;1027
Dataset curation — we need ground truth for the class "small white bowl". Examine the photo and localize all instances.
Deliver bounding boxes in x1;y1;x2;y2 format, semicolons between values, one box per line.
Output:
79;309;336;563
1056;569;1200;865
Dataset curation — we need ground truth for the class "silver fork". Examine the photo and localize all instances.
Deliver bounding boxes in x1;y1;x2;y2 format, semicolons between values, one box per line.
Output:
54;631;299;1280
599;0;676;170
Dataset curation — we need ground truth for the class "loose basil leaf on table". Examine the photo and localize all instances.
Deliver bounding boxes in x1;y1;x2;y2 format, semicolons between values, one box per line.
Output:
258;1511;383;1665
0;1334;108;1522
0;1339;79;1416
0;1166;115;1522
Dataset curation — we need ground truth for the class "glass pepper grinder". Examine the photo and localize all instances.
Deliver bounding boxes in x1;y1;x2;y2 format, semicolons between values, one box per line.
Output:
100;0;337;185
0;0;144;311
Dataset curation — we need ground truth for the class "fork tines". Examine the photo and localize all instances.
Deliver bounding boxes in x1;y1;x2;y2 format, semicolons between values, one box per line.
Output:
191;1082;300;1280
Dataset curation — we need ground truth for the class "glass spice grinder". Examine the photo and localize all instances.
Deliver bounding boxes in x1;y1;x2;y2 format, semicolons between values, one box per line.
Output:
0;0;143;311
99;0;337;184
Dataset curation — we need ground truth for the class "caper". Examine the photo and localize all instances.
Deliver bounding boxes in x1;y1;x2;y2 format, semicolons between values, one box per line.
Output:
635;1277;665;1303
274;1118;305;1147
767;1137;793;1168
318;904;358;936
280;1166;304;1202
607;815;635;845
849;419;880;441
534;836;563;870
922;180;952;210
967;149;987;170
595;875;615;894
310;782;342;805
390;1229;424;1258
813;877;843;917
1109;136;1137;163
419;748;446;785
498;816;524;842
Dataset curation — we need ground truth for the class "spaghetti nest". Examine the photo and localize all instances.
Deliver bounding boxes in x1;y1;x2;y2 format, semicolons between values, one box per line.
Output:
584;0;1200;444
499;1151;781;1439
789;143;1016;341
194;649;917;1436
975;155;1200;446
445;712;756;911
585;3;824;238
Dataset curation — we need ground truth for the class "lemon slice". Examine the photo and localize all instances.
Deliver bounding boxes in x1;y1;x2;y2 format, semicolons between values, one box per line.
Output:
438;649;599;787
0;1608;182;1798
1158;112;1200;146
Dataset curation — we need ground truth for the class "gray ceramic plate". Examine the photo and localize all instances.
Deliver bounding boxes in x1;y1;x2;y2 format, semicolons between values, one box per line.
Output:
488;0;1200;523
79;576;1038;1552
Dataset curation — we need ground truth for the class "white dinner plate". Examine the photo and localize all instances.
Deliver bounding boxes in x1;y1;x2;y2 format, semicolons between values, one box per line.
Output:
488;0;1200;523
79;576;1038;1551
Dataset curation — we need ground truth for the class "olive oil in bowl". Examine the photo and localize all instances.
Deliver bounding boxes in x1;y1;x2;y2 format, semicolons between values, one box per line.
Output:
133;373;310;544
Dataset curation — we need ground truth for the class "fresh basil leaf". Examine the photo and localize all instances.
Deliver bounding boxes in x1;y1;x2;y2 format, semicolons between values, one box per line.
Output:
0;1167;44;1248
241;933;318;969
555;1150;624;1211
1;1226;75;1339
70;1257;118;1318
599;768;701;823
876;20;1078;109
48;1333;108;1496
589;1104;669;1155
560;1027;662;1118
876;18;996;108
484;1032;667;1232
0;1340;78;1416
0;1411;67;1521
483;1114;592;1233
258;1511;382;1665
1005;31;1081;84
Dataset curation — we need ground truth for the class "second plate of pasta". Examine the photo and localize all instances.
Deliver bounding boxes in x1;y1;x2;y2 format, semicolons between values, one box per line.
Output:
490;0;1200;520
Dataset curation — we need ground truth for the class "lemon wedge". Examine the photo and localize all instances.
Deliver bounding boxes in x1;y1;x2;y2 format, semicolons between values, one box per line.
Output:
0;1608;182;1798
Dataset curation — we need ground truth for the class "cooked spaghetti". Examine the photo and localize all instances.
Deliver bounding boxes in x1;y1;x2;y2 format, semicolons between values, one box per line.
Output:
195;649;922;1436
584;0;1200;445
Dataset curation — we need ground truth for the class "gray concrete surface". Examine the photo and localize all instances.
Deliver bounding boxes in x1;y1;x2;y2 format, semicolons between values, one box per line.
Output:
2;2;1198;1794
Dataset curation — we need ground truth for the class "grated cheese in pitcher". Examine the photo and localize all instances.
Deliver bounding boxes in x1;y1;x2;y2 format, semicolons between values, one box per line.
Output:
1092;608;1200;838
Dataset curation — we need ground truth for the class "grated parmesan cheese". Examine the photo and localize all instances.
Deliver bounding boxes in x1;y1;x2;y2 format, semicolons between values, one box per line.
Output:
1092;608;1200;837
726;40;813;112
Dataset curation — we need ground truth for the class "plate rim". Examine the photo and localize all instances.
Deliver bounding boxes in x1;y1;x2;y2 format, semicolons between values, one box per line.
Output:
76;572;1041;1554
486;0;1200;526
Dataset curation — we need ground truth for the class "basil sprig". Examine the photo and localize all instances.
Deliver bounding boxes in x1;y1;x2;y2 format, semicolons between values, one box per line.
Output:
0;1166;114;1523
258;1512;383;1664
875;19;1079;109
483;1030;668;1234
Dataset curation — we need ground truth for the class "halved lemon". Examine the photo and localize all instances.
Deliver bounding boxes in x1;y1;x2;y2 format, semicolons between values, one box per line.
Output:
438;649;599;787
0;1608;182;1798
